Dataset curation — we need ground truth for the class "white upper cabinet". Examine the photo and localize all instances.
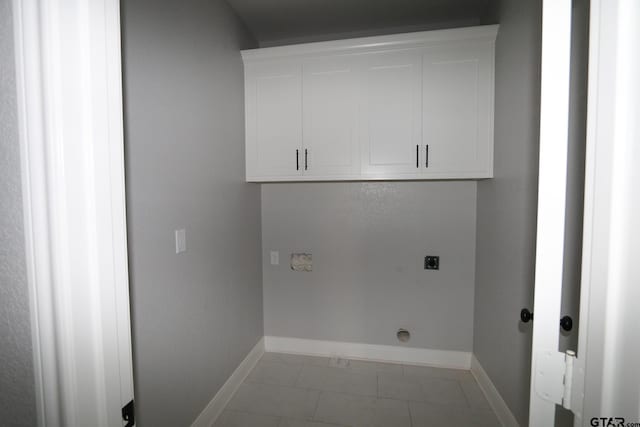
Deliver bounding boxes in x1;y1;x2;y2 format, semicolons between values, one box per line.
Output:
360;51;422;177
242;25;497;182
422;42;494;178
302;57;360;178
245;61;302;179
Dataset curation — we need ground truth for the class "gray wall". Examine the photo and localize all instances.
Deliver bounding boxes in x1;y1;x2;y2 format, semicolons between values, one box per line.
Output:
474;1;589;424
0;1;37;426
121;0;262;425
474;0;542;425
262;182;477;351
226;0;486;47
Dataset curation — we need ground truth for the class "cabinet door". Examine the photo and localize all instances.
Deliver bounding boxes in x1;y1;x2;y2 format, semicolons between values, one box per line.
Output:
302;57;359;178
359;51;422;177
422;43;494;177
245;61;302;179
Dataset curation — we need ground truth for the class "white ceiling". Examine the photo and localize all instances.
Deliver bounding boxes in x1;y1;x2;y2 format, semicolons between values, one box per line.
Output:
225;0;494;46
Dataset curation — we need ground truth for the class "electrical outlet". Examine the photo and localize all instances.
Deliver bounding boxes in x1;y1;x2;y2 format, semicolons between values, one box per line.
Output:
424;255;439;270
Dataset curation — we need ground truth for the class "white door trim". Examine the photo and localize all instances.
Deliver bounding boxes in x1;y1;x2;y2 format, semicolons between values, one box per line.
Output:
13;0;134;426
528;0;573;425
574;0;640;424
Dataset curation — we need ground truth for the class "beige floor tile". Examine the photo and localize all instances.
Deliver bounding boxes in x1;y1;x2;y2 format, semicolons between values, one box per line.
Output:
227;383;320;419
220;355;500;427
278;418;345;427
419;377;468;406
261;352;330;367
296;366;377;397
409;401;500;426
246;360;303;386
402;364;473;382
377;372;424;401
344;360;404;375
378;372;468;406
460;378;492;409
214;410;280;427
314;392;411;427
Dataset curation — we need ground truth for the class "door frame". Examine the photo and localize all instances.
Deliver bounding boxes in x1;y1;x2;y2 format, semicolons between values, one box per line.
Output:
574;0;640;423
13;0;134;425
529;0;640;425
528;0;573;424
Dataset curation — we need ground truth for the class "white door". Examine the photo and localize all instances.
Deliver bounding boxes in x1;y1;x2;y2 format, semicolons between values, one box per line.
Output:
422;43;494;178
245;61;303;179
359;51;422;178
528;0;575;425
302;57;359;178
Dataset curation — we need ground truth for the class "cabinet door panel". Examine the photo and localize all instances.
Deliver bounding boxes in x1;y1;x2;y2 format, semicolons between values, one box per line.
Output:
422;43;493;176
246;62;302;178
360;52;422;177
303;58;359;177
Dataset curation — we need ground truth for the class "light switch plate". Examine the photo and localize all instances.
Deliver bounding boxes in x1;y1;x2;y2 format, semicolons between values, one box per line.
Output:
175;229;186;254
270;250;279;265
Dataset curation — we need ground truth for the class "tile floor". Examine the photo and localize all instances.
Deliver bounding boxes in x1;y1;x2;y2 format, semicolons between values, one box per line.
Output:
214;352;500;427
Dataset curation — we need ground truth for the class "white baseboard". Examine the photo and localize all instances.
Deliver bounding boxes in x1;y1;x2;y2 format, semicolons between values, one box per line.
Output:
191;337;265;427
264;336;471;369
470;354;520;427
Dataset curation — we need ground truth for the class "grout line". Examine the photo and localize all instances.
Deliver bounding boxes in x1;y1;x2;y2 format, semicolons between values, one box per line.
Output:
456;378;473;409
407;400;414;427
310;390;322;421
293;364;304;389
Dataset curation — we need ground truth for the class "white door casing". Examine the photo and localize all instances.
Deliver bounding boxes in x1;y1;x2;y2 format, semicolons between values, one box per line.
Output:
13;0;135;426
529;0;573;426
574;0;640;423
530;1;640;425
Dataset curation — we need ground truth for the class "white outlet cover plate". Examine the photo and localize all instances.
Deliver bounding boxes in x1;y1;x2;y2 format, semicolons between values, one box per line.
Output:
175;229;186;253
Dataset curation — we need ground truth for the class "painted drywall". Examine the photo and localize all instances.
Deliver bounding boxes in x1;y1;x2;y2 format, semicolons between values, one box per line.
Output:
473;0;542;424
474;1;589;424
255;19;481;48
226;0;488;46
262;182;477;351
121;0;262;425
0;1;37;425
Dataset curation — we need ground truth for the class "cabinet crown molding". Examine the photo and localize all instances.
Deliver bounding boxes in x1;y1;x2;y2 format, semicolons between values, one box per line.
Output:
241;25;499;61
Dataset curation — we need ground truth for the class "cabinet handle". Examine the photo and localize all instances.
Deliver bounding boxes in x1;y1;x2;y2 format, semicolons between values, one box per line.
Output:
416;145;419;168
305;149;308;170
296;149;299;171
425;145;429;168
